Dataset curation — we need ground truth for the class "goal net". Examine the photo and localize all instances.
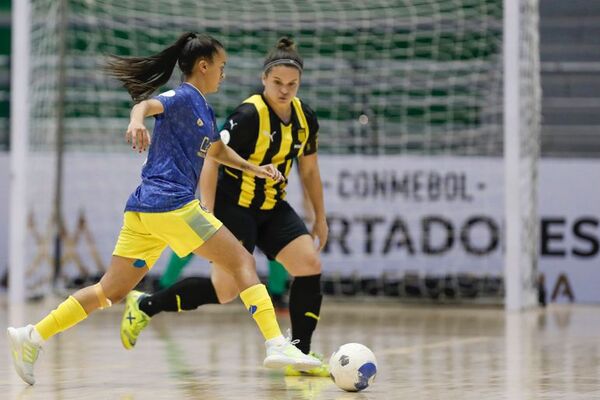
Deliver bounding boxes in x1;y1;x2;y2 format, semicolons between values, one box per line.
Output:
9;0;540;308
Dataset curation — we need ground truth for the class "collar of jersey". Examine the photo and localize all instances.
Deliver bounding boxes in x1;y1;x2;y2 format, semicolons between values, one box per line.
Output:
183;82;208;103
260;93;295;127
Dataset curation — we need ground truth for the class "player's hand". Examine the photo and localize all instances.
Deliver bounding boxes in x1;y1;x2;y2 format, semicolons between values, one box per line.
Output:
126;120;151;152
312;216;329;251
255;164;284;182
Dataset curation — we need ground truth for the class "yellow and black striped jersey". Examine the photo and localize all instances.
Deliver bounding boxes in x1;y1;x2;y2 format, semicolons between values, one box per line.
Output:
218;94;319;210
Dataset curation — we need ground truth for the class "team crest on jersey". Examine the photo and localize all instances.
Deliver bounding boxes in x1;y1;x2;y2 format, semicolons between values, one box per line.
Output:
197;137;211;158
298;128;307;142
196;117;204;127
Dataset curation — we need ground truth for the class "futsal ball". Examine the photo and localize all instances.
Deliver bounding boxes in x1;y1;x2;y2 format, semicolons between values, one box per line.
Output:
329;343;377;392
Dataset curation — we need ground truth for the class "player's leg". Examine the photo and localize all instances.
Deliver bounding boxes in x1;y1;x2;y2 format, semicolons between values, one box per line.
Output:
137;275;224;317
192;227;273;332
267;259;289;311
123;263;239;350
8;255;150;385
276;235;322;353
8;210;163;385
127;200;320;369
158;252;194;289
257;201;327;376
193;225;319;369
275;235;329;376
258;201;323;354
131;196;255;322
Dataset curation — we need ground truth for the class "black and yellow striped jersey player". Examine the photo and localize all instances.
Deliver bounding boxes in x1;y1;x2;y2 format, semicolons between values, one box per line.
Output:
121;37;330;377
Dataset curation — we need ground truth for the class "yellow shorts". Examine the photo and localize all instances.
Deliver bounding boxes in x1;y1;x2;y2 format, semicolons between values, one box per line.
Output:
112;199;222;269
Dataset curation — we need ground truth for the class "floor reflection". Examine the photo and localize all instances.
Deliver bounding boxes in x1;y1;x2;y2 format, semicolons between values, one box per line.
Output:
1;298;599;399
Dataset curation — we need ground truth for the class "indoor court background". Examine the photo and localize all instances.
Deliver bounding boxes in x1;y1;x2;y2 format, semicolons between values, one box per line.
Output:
2;0;600;399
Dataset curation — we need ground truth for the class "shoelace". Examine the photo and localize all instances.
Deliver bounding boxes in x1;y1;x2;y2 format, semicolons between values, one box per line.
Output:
283;329;300;346
280;331;306;357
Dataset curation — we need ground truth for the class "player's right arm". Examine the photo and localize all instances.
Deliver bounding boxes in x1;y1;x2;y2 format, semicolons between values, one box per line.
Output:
126;99;164;152
207;140;284;182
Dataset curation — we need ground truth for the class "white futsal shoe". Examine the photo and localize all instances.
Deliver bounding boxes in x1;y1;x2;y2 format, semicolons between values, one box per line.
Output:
7;325;42;385
264;336;322;371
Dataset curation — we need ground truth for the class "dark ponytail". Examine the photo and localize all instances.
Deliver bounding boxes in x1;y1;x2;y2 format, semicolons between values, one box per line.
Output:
263;37;303;75
106;32;224;102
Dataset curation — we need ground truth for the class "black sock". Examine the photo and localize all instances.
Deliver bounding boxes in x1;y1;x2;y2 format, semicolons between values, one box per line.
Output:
139;277;219;317
289;274;323;354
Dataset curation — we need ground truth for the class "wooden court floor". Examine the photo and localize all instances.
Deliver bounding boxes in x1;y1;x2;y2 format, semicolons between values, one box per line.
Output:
1;296;599;399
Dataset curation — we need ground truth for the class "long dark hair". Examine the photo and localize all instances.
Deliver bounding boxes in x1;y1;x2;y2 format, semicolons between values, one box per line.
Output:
263;37;303;75
106;32;224;102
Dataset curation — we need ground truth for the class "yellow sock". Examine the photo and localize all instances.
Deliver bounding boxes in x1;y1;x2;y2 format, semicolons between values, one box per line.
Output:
239;284;282;340
34;296;88;341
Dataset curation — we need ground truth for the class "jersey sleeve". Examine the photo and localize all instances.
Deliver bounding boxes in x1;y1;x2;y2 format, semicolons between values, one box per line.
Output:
302;103;320;156
219;103;258;150
153;89;180;120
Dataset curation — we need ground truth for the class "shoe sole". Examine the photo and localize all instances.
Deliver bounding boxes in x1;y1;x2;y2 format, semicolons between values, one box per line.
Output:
263;355;322;371
7;328;35;385
120;331;135;350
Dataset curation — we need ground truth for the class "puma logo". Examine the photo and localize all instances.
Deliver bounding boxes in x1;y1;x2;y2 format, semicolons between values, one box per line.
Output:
228;119;238;130
261;130;277;142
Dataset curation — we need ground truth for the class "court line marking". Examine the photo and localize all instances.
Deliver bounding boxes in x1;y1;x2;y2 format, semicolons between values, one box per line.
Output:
379;336;492;355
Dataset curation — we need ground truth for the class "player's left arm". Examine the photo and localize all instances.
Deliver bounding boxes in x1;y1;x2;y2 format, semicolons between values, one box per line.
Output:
297;153;328;251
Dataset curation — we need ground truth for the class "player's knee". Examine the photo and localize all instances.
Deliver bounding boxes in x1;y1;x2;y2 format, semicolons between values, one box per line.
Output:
235;251;256;272
302;253;321;275
289;254;321;276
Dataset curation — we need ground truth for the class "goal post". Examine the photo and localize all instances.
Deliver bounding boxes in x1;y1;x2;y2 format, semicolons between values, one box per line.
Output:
9;0;31;305
504;0;540;310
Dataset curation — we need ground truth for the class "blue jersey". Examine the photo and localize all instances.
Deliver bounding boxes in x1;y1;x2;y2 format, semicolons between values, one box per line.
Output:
125;82;219;212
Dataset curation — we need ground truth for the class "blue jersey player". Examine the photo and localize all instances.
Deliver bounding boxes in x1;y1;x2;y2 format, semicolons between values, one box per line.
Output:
7;32;320;386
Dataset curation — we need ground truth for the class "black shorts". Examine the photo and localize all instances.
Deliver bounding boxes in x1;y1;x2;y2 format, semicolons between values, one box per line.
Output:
213;190;310;260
